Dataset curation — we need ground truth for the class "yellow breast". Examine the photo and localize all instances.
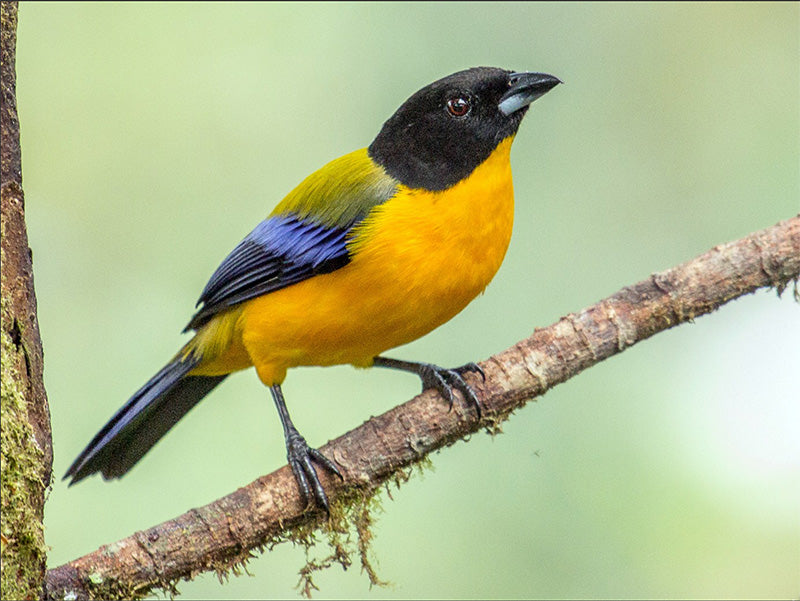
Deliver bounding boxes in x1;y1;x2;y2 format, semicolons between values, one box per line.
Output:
233;136;516;384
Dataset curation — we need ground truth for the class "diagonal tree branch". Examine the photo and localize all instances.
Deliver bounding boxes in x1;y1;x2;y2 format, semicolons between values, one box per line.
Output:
44;215;799;600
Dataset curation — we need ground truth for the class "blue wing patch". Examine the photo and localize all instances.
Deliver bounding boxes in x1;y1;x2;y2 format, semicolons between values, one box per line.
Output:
185;217;352;331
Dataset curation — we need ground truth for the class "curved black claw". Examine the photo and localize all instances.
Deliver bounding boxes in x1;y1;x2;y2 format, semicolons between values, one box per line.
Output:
373;356;484;418
455;362;486;382
418;363;483;418
285;429;343;513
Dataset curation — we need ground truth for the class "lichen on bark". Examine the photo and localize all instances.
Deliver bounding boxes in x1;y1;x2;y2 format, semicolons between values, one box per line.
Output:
1;301;48;600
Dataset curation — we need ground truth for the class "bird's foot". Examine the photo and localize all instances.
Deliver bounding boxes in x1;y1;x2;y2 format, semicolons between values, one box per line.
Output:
373;357;485;418
284;429;342;513
416;362;485;418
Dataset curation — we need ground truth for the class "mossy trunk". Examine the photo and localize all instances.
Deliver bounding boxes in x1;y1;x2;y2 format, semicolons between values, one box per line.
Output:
1;2;54;599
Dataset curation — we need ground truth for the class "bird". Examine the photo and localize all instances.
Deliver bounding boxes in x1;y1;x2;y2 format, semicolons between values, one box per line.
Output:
65;67;561;511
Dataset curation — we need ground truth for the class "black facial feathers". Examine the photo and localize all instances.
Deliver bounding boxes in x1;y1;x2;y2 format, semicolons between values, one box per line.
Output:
368;67;529;191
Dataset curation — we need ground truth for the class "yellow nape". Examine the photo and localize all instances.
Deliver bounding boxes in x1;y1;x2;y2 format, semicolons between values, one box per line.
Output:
269;147;396;227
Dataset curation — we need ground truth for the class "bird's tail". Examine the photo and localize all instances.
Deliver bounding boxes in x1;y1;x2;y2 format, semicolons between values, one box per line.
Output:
64;352;227;485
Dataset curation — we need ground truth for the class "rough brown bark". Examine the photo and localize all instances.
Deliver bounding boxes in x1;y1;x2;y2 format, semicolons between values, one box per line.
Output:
1;2;53;599
44;215;799;600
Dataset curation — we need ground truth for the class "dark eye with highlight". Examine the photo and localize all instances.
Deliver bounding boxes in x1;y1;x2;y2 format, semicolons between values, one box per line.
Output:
446;96;470;117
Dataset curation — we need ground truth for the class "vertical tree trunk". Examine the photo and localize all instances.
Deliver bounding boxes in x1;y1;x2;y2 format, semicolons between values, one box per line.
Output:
1;2;53;599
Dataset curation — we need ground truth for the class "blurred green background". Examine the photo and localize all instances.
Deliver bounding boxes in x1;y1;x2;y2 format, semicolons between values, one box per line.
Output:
15;2;799;599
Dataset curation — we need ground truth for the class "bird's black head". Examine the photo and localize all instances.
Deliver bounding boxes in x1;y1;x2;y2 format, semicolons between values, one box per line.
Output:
368;67;560;191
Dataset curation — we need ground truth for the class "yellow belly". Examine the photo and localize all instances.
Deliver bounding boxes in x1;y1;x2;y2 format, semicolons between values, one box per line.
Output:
193;136;516;385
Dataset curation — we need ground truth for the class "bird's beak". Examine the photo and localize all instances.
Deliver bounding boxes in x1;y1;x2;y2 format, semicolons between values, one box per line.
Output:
498;72;562;116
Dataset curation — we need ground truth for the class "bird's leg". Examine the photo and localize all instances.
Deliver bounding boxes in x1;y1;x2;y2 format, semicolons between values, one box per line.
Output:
372;356;485;418
270;384;342;512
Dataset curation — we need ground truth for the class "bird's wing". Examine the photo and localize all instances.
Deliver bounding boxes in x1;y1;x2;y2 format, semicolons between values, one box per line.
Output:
185;149;397;331
185;216;353;330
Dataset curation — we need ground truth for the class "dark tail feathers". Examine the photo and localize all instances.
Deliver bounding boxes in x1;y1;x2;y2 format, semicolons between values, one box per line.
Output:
64;356;227;485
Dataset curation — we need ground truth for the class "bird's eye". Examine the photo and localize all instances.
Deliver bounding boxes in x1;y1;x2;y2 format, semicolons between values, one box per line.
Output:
446;96;470;117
